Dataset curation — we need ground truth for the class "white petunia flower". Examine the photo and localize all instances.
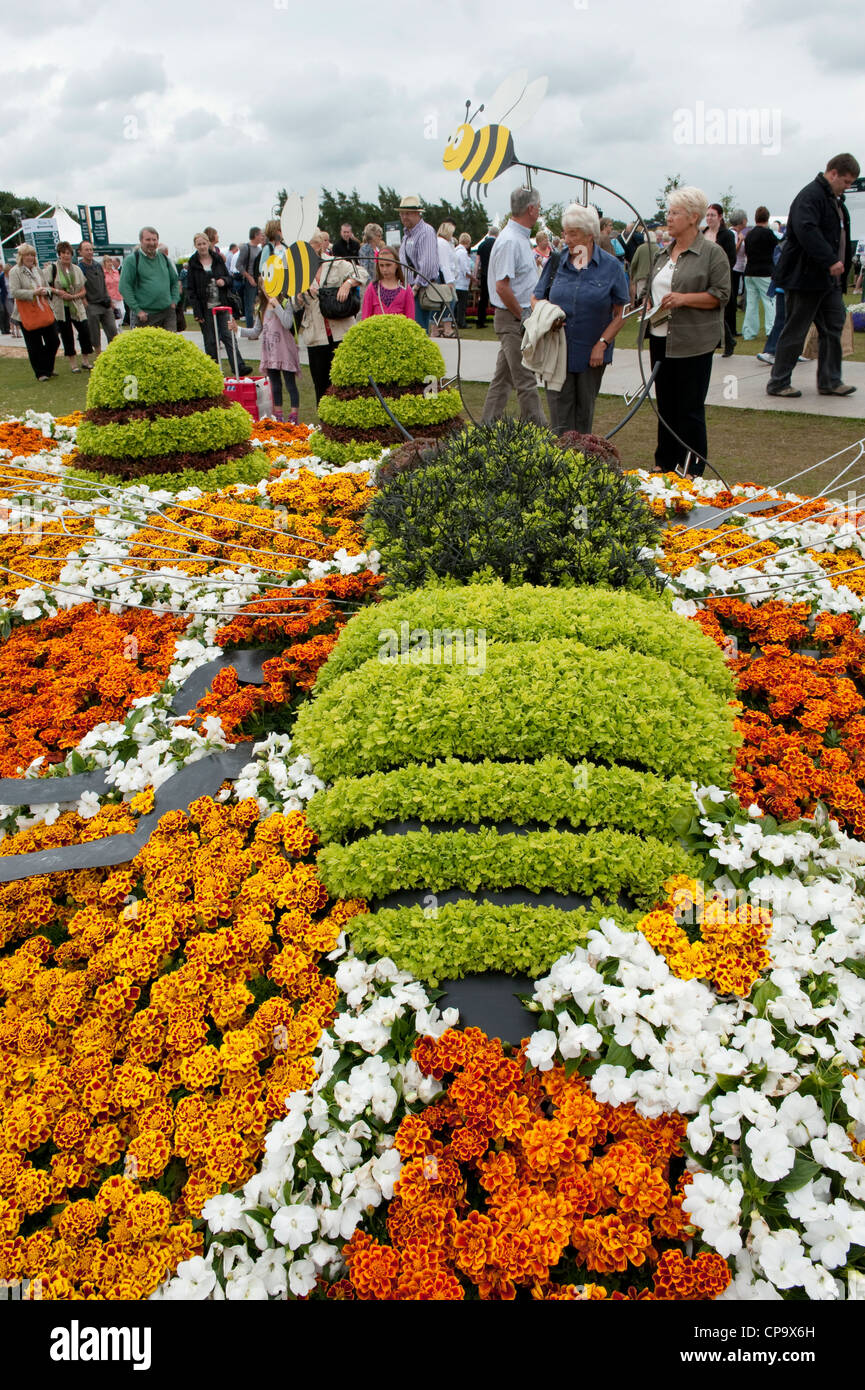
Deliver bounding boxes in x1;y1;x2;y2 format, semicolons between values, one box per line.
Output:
744;1126;795;1182
524;1029;558;1071
271;1204;318;1250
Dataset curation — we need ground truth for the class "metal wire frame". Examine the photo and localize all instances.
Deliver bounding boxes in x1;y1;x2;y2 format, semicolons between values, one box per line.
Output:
0;559;368;618
663;473;865;571
672;437;865;538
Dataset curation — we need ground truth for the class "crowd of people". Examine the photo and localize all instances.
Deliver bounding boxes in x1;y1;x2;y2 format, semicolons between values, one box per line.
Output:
2;150;861;456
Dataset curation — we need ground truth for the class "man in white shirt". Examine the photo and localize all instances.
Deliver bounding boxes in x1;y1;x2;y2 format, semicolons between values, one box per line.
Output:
481;187;546;424
225;243;239;273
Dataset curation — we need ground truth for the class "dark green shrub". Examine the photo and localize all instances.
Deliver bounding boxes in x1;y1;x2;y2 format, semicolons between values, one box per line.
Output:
364;418;660;590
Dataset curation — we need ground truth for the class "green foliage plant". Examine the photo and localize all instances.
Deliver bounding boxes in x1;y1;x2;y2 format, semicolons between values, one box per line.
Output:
364;418;661;590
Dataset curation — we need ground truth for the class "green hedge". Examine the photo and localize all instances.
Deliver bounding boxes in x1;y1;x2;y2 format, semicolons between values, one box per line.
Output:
62;453;275;497
305;755;694;845
307;432;385;467
346;899;641;985
315;581;731;697
329;315;446;388
364;418;661;591
317;388;462;430
293;638;737;785
77;403;252;460
316;825;697;908
86;329;226;408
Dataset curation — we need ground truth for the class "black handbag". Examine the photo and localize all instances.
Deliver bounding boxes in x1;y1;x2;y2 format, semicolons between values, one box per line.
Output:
318;263;359;319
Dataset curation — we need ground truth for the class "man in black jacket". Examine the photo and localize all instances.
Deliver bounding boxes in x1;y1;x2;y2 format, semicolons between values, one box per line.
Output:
767;152;859;398
474;226;498;329
332;223;361;259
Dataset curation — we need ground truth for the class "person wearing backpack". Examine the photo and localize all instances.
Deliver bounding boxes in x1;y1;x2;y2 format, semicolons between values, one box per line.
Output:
118;226;181;329
46;242;93;371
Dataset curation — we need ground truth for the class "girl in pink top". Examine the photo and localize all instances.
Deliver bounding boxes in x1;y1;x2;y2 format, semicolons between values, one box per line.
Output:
235;288;301;422
360;246;416;320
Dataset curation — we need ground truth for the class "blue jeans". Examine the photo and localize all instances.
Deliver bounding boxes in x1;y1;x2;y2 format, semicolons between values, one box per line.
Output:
413;294;431;334
242;280;257;328
763;291;785;354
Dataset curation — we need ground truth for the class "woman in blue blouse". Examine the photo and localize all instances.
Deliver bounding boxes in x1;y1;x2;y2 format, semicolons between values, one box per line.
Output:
533;203;629;435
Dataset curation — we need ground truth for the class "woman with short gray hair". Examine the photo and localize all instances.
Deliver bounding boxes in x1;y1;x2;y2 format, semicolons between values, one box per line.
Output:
359;223;384;286
533;202;629;435
643;186;731;474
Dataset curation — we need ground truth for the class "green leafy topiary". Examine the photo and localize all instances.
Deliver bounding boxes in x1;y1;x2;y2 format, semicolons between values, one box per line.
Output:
329;315;447;388
305;756;695;846
62;453;275;496
86;328;226;408
76;403;252;460
317;388;463;430
77;328;252;479
314;581;731;696
314;315;463;460
307;433;384;467
345;899;641;985
317;825;697;910
298;583;736;986
365;417;661;590
295;637;736;786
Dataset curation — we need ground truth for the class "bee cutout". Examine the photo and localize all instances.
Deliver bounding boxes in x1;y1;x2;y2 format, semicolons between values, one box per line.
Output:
260;189;321;299
442;69;548;198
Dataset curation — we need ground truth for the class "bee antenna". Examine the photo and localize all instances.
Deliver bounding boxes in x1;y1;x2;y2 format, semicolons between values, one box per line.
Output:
467;101;484;124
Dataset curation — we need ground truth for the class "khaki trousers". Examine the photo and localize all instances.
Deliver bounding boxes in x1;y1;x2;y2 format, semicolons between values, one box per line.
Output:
481;308;546;425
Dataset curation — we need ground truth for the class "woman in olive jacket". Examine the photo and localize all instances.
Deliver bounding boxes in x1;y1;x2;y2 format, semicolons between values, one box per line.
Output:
642;186;731;476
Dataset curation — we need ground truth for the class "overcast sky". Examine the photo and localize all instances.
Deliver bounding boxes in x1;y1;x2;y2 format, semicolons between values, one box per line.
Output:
3;0;863;253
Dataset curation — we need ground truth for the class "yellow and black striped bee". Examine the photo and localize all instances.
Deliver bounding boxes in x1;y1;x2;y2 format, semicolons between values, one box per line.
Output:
260;190;321;298
443;70;548;199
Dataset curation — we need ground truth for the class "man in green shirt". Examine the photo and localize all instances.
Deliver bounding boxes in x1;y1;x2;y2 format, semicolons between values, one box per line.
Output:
119;226;180;329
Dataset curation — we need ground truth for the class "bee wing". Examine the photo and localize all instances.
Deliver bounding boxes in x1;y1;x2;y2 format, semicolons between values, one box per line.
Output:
498;75;548;131
480;69;531;126
298;189;320;243
280;192;303;246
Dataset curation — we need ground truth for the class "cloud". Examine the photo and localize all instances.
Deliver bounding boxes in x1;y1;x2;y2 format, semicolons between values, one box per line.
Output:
59;51;166;107
807;27;865;71
3;0;108;35
172;108;223;142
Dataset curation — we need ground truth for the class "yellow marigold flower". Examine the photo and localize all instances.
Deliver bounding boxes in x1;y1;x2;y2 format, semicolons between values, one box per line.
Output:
53;1109;91;1150
83;1124;124;1167
16;1016;52;1057
179;1045;223;1091
0;1149;25;1195
130;787;156;816
5;1098;52;1152
14;1167;52;1215
112;1062;161;1110
125;1129;171;1182
123;1191;171;1243
58;1198;101;1246
0;1198;23;1238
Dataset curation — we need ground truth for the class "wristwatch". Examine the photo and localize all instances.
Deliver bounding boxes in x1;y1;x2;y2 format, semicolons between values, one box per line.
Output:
598;336;608;346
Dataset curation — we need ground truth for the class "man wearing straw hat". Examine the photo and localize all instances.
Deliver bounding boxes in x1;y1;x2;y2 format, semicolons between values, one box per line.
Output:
398;194;440;333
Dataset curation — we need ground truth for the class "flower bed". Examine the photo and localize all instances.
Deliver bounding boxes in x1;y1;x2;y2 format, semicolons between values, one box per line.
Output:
0;412;863;1304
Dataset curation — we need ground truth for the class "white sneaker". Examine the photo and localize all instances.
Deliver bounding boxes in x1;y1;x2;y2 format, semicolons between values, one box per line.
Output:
797;355;809;362
756;352;774;364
